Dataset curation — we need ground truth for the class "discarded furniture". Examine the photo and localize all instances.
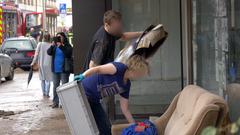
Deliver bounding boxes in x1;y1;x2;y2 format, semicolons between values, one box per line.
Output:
226;83;240;122
112;85;228;135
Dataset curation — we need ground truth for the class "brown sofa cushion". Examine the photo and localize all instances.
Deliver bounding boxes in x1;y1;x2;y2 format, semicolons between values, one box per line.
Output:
164;85;227;135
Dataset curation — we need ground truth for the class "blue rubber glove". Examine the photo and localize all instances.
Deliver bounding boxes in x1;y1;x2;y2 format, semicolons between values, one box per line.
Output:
74;74;85;81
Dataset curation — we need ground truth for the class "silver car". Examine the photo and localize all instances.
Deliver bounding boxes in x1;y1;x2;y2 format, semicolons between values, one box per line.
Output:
1;37;37;70
0;53;14;83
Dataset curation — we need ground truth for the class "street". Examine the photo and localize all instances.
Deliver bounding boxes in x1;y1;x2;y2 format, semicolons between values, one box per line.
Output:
0;69;71;135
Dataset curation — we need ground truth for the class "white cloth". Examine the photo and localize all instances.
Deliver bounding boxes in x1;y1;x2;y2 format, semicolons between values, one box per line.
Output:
32;42;53;81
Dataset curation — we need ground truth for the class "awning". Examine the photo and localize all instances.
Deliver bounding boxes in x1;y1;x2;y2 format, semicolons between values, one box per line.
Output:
2;5;17;13
46;8;59;16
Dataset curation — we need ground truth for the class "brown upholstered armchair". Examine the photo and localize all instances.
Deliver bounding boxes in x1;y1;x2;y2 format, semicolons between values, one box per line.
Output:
112;85;228;135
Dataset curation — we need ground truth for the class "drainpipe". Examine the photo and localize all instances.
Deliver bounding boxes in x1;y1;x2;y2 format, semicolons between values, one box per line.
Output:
42;0;46;35
35;0;37;12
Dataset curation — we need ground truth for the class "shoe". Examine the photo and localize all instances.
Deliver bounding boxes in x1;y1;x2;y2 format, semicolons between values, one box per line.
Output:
44;95;50;98
52;103;59;108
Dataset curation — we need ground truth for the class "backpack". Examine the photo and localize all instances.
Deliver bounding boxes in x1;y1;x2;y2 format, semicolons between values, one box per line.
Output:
122;120;158;135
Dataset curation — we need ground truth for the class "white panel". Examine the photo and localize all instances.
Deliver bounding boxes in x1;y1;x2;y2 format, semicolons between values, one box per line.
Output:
57;81;99;135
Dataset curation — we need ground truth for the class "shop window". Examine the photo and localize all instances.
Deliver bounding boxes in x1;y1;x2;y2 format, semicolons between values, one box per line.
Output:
228;0;240;84
192;0;220;93
192;0;240;98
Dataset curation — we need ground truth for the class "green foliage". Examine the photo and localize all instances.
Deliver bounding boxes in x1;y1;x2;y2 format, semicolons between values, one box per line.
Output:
201;126;217;135
237;118;240;126
202;117;240;135
230;123;239;134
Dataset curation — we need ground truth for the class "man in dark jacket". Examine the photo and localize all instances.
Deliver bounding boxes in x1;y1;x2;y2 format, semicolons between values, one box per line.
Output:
47;36;73;108
83;10;143;71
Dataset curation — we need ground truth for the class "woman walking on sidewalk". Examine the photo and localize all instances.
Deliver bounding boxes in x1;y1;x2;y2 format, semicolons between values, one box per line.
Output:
31;32;53;98
47;34;73;108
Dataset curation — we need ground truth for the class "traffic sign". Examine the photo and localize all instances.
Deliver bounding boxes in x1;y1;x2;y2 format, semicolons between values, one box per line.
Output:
59;3;67;14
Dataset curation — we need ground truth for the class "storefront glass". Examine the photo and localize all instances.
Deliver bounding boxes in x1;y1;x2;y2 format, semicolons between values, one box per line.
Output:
192;0;229;96
228;0;240;84
192;0;240;125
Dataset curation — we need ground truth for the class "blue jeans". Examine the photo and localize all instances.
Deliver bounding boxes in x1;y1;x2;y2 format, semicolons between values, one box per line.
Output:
41;80;50;96
53;73;70;104
88;100;112;135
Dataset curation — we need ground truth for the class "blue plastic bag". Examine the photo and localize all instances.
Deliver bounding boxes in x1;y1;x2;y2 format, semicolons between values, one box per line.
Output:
122;120;158;135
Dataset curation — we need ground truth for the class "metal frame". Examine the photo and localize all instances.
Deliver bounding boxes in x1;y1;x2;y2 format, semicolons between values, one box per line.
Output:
180;0;184;89
181;0;194;85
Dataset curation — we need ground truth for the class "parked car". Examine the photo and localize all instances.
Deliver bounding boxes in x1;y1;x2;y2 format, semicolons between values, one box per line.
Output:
1;37;37;70
0;53;14;83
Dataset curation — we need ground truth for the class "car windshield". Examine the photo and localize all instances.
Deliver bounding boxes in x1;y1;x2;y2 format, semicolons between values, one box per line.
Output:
3;40;33;50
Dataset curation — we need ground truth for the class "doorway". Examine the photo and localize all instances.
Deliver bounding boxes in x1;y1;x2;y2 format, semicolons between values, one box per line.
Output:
112;0;183;117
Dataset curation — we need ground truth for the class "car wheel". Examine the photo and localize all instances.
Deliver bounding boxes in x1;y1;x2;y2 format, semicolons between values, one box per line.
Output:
5;67;14;81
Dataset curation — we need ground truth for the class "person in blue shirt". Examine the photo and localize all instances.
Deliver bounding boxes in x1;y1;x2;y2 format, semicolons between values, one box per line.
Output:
75;55;149;135
47;35;73;108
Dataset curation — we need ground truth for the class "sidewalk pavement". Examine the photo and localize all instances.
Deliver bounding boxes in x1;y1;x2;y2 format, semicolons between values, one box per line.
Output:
0;69;71;135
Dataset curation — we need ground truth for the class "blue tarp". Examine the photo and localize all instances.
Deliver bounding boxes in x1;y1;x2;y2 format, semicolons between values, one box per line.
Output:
122;120;158;135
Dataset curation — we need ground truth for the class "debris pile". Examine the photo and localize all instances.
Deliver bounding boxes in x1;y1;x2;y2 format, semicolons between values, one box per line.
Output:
0;110;15;117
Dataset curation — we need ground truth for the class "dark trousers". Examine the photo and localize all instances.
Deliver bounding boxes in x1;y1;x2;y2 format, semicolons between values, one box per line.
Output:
53;73;70;104
88;100;112;135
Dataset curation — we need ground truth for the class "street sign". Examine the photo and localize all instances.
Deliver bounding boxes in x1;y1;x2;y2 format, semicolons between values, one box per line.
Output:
60;14;66;18
59;3;66;14
67;8;72;14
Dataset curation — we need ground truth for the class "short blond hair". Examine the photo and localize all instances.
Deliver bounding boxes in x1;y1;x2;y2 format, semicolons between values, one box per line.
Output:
126;55;149;73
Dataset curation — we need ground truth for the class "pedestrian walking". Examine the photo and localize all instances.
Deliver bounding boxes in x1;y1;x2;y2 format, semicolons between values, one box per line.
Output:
47;34;73;108
31;32;53;98
29;27;40;42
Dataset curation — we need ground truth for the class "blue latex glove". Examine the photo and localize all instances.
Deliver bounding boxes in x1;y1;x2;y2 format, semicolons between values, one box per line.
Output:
74;74;85;81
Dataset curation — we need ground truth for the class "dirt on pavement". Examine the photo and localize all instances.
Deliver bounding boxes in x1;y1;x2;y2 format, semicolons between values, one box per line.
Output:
0;69;71;135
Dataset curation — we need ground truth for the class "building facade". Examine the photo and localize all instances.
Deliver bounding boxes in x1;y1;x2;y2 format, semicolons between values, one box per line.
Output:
16;0;58;36
73;0;239;121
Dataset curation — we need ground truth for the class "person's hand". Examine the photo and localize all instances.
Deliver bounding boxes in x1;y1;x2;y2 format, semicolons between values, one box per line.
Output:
30;63;34;66
74;74;85;81
56;42;63;47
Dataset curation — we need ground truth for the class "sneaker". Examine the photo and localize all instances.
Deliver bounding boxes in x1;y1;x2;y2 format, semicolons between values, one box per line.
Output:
50;103;59;108
44;95;50;98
